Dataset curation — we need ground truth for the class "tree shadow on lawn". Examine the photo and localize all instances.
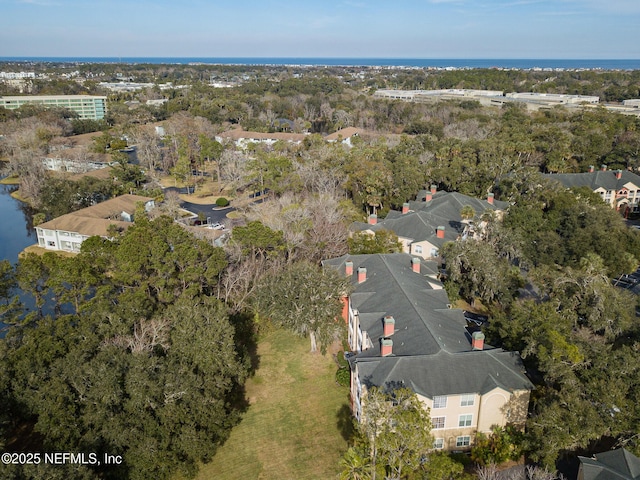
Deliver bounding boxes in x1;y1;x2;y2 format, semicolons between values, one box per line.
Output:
227;311;261;416
336;400;357;442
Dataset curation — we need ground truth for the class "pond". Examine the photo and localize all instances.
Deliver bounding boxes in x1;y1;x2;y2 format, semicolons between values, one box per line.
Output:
0;182;37;335
0;183;36;263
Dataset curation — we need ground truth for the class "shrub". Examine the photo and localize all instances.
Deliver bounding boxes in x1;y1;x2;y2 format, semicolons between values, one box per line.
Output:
216;197;229;207
336;367;350;387
471;425;524;466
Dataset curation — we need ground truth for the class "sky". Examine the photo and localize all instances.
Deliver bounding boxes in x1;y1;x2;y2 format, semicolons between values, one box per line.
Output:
1;0;639;59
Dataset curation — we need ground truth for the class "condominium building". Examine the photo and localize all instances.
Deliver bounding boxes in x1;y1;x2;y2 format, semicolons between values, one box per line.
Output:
322;253;533;452
0;95;108;120
544;166;640;213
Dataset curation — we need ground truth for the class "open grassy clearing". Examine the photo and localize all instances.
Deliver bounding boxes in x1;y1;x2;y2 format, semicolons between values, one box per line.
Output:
195;328;350;480
0;175;20;185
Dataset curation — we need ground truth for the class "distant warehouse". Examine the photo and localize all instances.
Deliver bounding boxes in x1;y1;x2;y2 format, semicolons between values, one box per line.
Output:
0;95;107;120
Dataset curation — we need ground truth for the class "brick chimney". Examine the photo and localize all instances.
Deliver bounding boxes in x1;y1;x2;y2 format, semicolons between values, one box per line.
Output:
368;214;377;225
425;192;433;202
381;338;393;356
436;226;445;239
430;184;437;195
357;267;367;284
341;296;349;324
402;203;410;214
588;165;595;173
616;170;623;179
601;164;607;172
487;192;494;205
471;331;485;351
412;257;421;273
383;316;395;336
345;261;353;276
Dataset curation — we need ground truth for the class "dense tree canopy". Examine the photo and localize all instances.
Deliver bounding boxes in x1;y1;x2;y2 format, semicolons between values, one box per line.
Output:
5;61;640;476
0;216;249;480
252;261;350;354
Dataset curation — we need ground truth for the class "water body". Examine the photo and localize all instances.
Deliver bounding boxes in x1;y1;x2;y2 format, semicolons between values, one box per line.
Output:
1;57;640;70
0;183;36;335
0;184;35;265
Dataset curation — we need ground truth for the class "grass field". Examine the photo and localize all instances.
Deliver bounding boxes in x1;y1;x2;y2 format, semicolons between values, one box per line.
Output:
195;328;351;480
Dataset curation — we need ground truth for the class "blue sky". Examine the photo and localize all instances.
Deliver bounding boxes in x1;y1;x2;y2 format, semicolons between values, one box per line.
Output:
1;0;639;58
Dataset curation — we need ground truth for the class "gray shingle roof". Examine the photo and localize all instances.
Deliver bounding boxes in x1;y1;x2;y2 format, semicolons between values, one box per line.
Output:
323;253;464;357
412;190;509;212
579;449;640;480
322;252;533;398
356;350;532;398
543;170;640;191
351;191;507;248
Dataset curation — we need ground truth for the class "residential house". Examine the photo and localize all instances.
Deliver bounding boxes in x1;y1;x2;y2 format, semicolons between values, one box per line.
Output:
41;132;112;173
578;448;640;480
216;126;367;149
36;194;155;252
351;187;507;259
544;166;640;213
325;127;363;146
215;127;307;149
322;253;533;451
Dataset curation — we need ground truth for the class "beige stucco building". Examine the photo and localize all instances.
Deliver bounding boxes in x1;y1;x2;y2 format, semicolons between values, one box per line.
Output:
544;166;640;213
324;253;533;451
36;194;155;253
352;188;507;260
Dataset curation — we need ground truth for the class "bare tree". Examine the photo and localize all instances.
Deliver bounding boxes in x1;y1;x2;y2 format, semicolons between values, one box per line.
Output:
155;189;183;220
333;109;353;129
245;191;350;263
476;463;500;480
107;317;171;354
219;149;251;191
129;126;164;175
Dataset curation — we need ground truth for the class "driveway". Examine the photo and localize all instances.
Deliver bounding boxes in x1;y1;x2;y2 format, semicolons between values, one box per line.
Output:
163;187;236;225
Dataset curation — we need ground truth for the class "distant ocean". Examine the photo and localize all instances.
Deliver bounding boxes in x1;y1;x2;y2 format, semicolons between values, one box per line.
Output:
1;57;640;70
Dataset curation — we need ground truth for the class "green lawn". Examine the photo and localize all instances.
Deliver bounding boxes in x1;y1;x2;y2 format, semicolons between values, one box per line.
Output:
195;328;351;480
0;175;19;185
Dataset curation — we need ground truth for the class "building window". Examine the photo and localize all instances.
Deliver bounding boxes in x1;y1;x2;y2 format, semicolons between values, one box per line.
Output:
456;436;471;447
460;394;475;407
432;417;445;429
459;414;472;427
433;396;447;409
414;245;423;254
433;438;444;449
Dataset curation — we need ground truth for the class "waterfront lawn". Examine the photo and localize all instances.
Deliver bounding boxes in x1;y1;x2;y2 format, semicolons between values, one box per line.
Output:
194;328;350;480
0;175;20;185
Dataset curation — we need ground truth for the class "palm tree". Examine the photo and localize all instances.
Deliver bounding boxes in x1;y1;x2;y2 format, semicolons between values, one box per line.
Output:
339;447;372;480
460;205;476;223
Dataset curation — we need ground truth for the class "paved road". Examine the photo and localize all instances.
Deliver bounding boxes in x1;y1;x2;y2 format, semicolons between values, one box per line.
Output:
164;187;236;225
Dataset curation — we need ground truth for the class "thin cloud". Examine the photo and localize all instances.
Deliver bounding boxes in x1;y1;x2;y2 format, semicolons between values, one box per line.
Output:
19;0;60;5
537;9;584;16
561;0;640;14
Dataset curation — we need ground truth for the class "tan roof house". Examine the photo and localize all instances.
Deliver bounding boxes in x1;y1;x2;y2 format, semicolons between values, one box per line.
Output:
325;127;363;146
36;194;155;252
215;128;307;149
